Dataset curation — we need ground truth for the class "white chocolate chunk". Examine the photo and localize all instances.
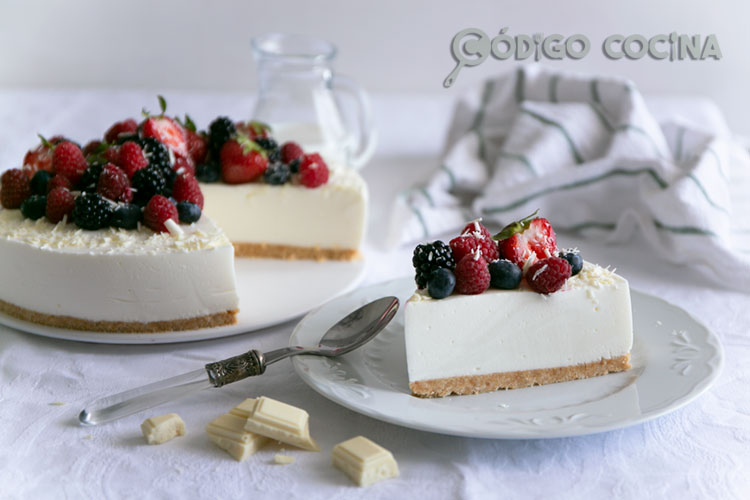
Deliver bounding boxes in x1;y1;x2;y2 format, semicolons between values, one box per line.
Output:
273;454;295;465
141;413;186;445
332;436;399;487
243;396;319;451
206;401;270;462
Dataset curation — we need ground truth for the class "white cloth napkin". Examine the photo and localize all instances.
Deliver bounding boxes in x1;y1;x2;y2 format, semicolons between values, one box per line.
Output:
389;65;750;290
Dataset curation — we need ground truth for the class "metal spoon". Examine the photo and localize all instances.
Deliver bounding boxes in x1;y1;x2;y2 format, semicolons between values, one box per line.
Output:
79;296;399;426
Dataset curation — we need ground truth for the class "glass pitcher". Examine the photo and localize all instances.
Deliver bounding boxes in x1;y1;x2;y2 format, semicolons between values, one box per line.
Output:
250;33;376;169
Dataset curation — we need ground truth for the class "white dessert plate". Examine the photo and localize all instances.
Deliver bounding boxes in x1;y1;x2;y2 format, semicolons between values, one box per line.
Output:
290;277;723;439
0;258;366;344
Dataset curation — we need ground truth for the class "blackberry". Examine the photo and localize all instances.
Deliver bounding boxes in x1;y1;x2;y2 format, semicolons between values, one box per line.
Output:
489;259;522;290
263;162;291;185
111;203;142;229
254;137;278;151
30;170;54;195
20;195;47;220
161;167;177;197
137;137;171;173
72;192;113;230
196;162;221;183
78;163;104;192
412;240;455;289
288;158;301;174
268;149;281;163
208;117;236;159
559;250;583;276
177;201;202;223
131;166;166;205
427;268;456;299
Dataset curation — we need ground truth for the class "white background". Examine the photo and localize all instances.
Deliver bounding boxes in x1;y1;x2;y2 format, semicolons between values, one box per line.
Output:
0;0;749;134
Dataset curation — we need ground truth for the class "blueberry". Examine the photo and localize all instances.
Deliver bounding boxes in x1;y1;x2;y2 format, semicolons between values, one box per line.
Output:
288;158;301;174
20;195;47;220
196;162;221;183
427;268;456;299
264;162;291;185
559;251;583;276
30;170;54;195
489;259;522;289
111;203;142;229
177;201;201;224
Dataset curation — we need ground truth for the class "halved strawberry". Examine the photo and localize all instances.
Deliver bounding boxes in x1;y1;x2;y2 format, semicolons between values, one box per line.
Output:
495;211;557;269
22;135;67;177
141;116;188;158
219;136;268;184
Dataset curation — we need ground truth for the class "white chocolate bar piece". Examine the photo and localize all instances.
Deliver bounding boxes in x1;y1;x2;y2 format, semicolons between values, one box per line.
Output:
332;436;399;487
273;454;296;465
141;413;186;445
243;396;319;452
206;405;270;462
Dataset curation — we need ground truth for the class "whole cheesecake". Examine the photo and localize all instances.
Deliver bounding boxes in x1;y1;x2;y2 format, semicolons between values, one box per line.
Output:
0;208;239;333
403;215;633;397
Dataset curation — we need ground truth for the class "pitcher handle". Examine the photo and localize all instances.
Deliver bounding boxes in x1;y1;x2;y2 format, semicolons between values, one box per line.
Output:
331;74;377;169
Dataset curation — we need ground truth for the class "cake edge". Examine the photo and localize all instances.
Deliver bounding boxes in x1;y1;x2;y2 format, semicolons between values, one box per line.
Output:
233;242;361;261
0;298;238;333
409;354;631;397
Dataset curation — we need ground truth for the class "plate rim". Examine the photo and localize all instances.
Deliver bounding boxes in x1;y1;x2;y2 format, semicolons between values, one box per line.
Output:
290;276;724;439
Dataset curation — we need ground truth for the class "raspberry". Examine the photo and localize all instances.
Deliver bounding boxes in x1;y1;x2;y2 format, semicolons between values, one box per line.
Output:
172;172;204;209
52;141;88;185
144;195;179;233
118;141;148;178
185;129;208;165
104;118;138;144
103;146;121;166
526;257;571;294
1;169;32;208
72;192;113;230
280;141;304;164
454;251;491;295
173;155;196;177
45;187;75;223
450;220;499;263
449;235;479;263
47;174;72;192
298;153;329;188
97;164;131;202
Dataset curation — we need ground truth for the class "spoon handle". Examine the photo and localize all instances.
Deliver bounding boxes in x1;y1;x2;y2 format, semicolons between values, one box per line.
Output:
79;350;266;426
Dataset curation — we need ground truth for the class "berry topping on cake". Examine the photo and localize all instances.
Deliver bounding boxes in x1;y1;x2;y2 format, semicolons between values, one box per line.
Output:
104;118;138;144
427;268;456;299
52;141;88;185
280;142;304;164
30;170;54;196
111;203;142;230
97;164;131;202
118;141;149;178
299;153;329;188
1;169;32;209
176;201;201;224
72;192;114;230
494;211;557;269
172;172;204;209
526;256;571;294
45;187;75;223
220;137;268;184
47;174;72;192
412;240;456;289
144;195;179;233
454;250;491;295
264;162;291;185
208;116;236;159
20;194;47;220
450;219;499;263
488;259;523;290
131;166;167;205
559;249;583;276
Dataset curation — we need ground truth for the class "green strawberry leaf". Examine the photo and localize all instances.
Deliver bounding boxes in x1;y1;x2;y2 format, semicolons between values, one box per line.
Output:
183;114;197;133
37;134;53;149
249;120;272;136
492;210;539;241
157;95;167;115
236;132;267;157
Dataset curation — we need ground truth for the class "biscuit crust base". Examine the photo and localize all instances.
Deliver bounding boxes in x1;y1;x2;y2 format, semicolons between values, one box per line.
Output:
0;298;238;333
233;242;361;261
409;354;631;398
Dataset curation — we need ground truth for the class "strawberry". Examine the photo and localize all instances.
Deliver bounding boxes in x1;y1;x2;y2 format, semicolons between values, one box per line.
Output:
52;141;88;185
118;141;148;178
495;211;557;269
235;120;270;139
104;118;138;143
173;155;195;177
97;164;131;202
280;141;304;164
22;135;67;177
143;195;178;233
526;257;571;294
45;187;75;223
141;116;188;158
298;153;329;188
454;250;491;295
185;129;207;165
220;137;267;184
172;172;204;209
450;219;499;263
1;169;32;208
47;175;72;192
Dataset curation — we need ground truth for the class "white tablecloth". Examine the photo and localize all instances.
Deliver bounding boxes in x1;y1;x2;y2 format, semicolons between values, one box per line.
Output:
0;91;748;500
